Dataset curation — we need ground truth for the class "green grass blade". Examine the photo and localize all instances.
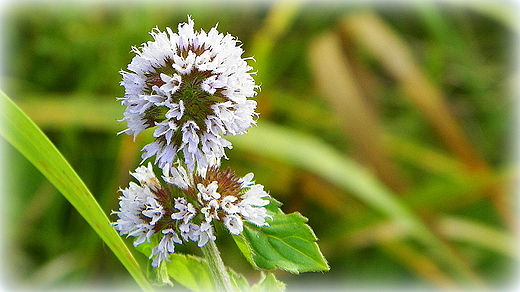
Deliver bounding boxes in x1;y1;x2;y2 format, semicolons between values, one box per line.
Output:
0;91;154;292
439;215;517;259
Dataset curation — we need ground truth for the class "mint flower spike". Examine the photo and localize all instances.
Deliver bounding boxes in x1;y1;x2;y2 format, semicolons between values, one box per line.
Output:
112;162;271;268
119;16;259;173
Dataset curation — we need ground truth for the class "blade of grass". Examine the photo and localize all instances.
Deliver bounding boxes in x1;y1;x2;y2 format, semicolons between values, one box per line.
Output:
14;94;122;132
439;215;518;259
340;11;516;231
309;30;410;194
340;11;485;171
326;215;460;289
385;133;510;213
344;215;517;260
336;212;516;287
447;1;517;32
0;91;154;292
382;240;460;290
414;2;487;94
228;121;486;287
250;0;303;86
385;133;465;180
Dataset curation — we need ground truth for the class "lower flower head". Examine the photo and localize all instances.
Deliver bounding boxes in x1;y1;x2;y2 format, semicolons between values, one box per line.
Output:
112;162;270;267
119;16;259;172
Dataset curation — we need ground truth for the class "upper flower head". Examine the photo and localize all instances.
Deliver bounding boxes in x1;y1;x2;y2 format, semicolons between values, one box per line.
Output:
119;16;259;172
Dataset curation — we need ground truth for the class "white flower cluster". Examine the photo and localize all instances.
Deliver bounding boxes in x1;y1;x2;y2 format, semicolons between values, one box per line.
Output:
119;16;259;172
113;163;270;268
114;16;271;269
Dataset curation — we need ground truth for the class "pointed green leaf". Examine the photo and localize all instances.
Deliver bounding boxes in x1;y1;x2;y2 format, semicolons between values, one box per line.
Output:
251;273;286;292
135;238;250;292
166;253;252;291
165;254;214;292
167;253;251;292
234;199;329;274
225;264;251;292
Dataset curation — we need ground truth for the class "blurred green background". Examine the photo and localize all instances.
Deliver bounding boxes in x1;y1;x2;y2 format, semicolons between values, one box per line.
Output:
1;0;517;291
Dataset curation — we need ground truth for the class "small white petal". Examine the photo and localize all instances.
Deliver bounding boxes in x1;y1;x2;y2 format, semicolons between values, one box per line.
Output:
223;214;244;235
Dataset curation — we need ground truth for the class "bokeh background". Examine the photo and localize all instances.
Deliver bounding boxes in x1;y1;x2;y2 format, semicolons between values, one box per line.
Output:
1;0;517;291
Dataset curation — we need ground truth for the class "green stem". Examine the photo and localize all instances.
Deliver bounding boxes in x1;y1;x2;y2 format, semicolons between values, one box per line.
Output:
201;240;234;292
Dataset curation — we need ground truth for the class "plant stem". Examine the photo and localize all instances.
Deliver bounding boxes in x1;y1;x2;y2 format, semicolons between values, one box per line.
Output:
201;240;234;292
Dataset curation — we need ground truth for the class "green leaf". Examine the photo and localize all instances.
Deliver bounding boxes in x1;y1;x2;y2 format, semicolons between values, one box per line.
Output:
135;238;251;292
167;253;252;292
251;273;286;292
234;199;329;274
167;253;284;292
226;266;252;292
166;254;215;292
0;91;154;291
